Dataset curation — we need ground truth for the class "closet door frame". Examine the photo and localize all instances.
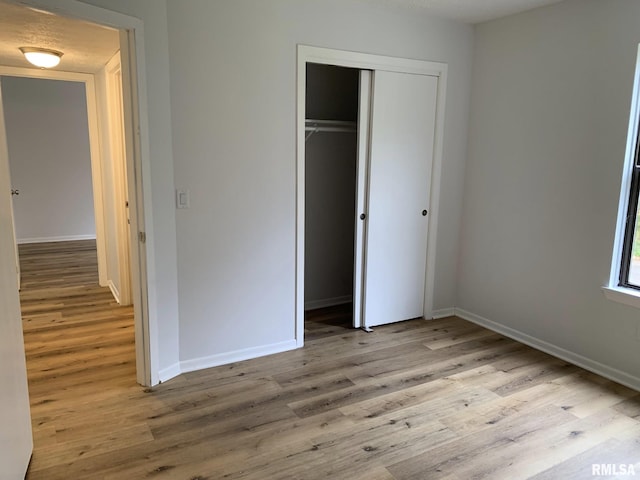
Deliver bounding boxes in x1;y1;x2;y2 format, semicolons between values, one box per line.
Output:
295;45;448;344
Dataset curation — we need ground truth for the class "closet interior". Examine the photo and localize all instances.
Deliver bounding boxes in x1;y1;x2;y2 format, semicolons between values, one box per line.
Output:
304;63;360;325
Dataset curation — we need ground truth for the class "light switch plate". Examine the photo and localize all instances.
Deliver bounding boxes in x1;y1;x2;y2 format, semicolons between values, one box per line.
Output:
176;188;190;209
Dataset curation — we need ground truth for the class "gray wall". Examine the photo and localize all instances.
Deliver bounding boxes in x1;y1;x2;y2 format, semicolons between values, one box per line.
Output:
2;77;95;243
78;0;472;378
167;0;474;363
458;0;640;383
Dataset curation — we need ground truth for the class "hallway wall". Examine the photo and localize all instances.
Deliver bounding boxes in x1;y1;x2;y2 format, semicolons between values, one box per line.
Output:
2;76;95;243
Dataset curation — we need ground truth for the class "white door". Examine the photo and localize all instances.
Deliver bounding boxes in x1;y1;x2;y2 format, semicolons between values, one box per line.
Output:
0;78;33;478
362;71;438;328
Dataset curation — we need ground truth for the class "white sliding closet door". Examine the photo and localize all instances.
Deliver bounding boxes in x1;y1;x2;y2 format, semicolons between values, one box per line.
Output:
363;71;438;328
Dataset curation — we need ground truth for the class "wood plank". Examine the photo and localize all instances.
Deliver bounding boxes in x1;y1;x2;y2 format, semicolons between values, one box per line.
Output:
387;404;577;480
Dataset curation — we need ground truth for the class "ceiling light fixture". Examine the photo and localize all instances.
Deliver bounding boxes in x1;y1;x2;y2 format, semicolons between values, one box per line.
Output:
19;47;63;68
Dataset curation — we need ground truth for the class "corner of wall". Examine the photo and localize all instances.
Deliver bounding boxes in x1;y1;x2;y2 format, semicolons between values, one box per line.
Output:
454;307;640;392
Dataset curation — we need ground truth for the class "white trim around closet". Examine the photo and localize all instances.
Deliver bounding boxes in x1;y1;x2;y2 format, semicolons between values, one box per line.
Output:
295;45;448;347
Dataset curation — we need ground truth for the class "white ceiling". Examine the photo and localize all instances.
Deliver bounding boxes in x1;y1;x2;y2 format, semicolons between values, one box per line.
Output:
0;0;119;74
0;0;566;76
375;0;567;24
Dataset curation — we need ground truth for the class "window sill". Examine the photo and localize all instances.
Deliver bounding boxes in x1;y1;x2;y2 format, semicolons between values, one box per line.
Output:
602;286;640;309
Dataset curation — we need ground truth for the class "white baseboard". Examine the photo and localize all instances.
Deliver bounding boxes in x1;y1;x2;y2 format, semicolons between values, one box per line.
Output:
305;295;352;311
431;307;455;319
107;280;121;304
455;307;640;392
179;339;299;376
158;362;182;384
17;234;96;244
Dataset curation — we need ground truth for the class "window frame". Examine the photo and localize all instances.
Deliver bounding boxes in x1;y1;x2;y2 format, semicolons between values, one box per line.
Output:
618;138;640;290
605;45;640;308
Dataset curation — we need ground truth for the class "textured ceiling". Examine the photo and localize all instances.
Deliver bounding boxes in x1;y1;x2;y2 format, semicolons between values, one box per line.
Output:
0;0;566;76
375;0;566;24
0;1;119;74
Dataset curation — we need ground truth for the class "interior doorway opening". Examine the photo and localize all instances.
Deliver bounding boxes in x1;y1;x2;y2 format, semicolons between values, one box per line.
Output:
0;0;152;386
304;63;360;332
0;0;155;474
0;63;139;385
3;75;101;265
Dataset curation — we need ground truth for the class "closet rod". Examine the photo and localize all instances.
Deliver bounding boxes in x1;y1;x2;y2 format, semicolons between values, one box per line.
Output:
305;119;357;140
305;126;356;133
305;119;356;130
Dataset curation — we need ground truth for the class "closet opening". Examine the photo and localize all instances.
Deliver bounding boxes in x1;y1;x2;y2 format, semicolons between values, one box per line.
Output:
297;46;448;343
304;63;360;333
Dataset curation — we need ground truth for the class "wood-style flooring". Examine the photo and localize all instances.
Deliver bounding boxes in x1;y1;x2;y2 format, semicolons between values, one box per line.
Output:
21;241;640;479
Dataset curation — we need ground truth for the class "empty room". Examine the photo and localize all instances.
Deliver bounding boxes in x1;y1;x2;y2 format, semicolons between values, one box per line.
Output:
2;0;640;479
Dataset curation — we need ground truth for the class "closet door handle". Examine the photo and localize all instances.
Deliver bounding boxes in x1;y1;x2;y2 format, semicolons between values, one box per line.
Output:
360;213;366;220
422;210;428;216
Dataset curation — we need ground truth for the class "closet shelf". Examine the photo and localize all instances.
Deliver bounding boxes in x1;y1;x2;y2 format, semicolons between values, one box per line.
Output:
305;119;357;140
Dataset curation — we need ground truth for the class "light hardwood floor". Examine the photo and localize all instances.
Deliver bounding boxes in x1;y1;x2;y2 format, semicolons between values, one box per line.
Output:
21;241;640;479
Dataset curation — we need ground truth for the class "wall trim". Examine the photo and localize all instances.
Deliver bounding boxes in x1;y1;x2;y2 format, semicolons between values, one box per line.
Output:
305;295;352;311
431;307;455;319
179;340;298;376
455;308;640;392
158;362;182;384
107;280;121;304
17;234;96;244
602;286;640;310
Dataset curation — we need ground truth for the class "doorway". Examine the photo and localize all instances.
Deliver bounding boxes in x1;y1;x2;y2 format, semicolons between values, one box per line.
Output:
3;76;101;258
0;0;152;386
304;63;359;332
0;69;110;285
1;67;139;388
296;46;448;344
0;0;156;474
0;72;137;392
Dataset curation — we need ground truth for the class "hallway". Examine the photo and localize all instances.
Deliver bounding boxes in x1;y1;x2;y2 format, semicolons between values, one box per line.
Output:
19;240;137;476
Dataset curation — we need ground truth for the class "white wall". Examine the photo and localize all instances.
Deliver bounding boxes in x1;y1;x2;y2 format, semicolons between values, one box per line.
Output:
2;76;96;243
77;0;181;378
167;0;474;364
458;0;640;385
